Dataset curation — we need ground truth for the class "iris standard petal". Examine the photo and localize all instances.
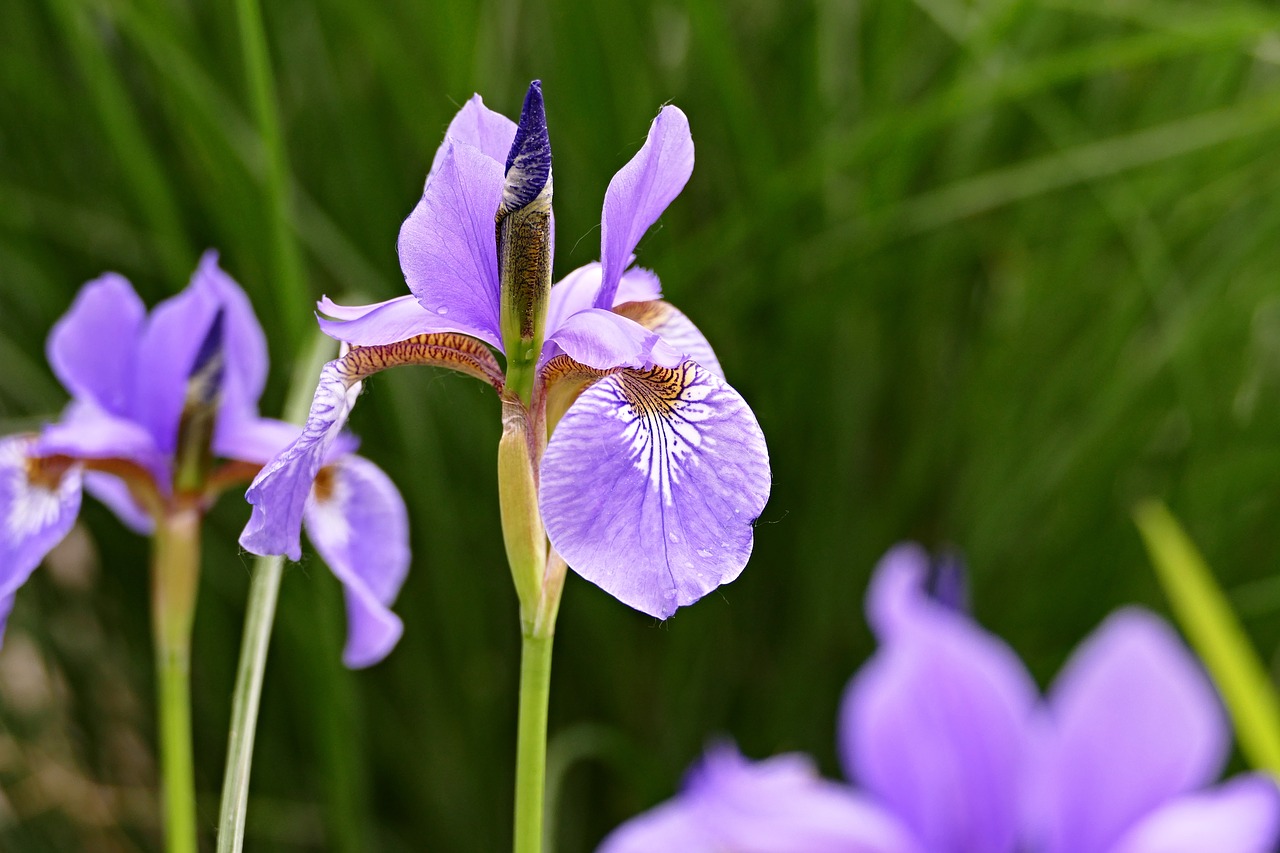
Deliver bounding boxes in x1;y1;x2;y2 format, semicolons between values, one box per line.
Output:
303;455;409;668
240;361;361;561
839;571;1035;853
316;295;455;346
598;744;922;853
544;263;663;336
1107;775;1280;853
1034;608;1229;853
596;106;695;309
545;308;681;372
613;300;723;379
398;139;505;349
863;542;937;640
84;472;153;534
190;251;270;419
430;93;517;177
0;436;83;636
46;272;145;417
540;361;769;618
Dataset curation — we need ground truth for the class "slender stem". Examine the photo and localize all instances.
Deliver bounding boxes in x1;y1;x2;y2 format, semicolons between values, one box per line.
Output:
152;508;202;853
513;626;555;853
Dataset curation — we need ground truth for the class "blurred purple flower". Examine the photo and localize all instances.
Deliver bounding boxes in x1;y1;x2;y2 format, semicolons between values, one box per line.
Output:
0;253;408;667
241;82;770;619
599;544;1280;853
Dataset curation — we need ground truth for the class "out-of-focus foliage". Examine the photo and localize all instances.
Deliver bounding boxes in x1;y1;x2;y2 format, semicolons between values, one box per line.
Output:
3;0;1280;849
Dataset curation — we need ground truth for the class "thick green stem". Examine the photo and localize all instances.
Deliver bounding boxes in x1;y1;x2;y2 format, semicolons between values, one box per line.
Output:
513;626;555;853
152;508;202;853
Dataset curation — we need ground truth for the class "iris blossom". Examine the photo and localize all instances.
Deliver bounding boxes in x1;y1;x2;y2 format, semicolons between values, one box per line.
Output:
241;82;771;619
0;253;408;667
600;544;1280;852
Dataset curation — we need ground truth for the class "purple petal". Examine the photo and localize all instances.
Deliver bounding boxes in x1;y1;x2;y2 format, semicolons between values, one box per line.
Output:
398;140;505;349
46;273;146;416
540;361;770;618
1032;608;1229;853
84;472;153;534
430;94;516;177
0;436;83;638
303;455;409;668
545;309;681;372
240;361;361;561
316;295;456;346
839;557;1035;853
864;542;935;640
1108;775;1280;853
615;300;723;379
595;106;695;309
214;414;312;466
36;401;167;487
545;263;663;336
598;744;922;853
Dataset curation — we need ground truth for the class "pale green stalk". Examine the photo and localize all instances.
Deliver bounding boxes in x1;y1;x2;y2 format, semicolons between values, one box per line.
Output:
216;332;336;853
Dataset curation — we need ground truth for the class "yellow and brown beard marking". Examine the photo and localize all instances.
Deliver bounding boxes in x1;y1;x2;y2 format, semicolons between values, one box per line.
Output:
24;454;75;490
498;208;552;340
612;300;673;332
313;465;336;503
337;333;504;389
618;364;689;420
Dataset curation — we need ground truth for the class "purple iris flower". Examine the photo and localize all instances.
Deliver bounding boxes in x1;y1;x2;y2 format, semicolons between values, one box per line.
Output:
241;82;771;618
599;544;1280;852
0;252;409;668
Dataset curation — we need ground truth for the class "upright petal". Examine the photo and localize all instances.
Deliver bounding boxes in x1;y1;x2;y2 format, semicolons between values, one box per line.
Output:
595;106;695;309
1106;775;1280;853
316;295;458;346
303;455;409;668
430;93;517;177
398;140;505;349
839;557;1035;853
545;309;680;373
240;361;361;561
0;436;83;638
540;361;769;618
1032;609;1229;853
598;744;922;853
46;273;146;416
190;251;270;419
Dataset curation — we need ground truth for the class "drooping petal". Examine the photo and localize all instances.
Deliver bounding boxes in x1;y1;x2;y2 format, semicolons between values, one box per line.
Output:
540;361;770;618
430;94;517;177
0;436;83;638
545;309;681;373
240;361;361;561
545;263;663;336
316;295;457;346
598;744;922;853
1107;775;1280;853
36;400;167;487
46;273;145;416
214;414;327;467
838;552;1035;853
595;106;695;309
83;472;153;534
303;455;409;668
613;299;723;378
398;139;505;349
1032;608;1229;853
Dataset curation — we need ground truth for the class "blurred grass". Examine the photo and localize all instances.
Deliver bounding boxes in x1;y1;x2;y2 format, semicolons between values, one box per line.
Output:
3;0;1280;849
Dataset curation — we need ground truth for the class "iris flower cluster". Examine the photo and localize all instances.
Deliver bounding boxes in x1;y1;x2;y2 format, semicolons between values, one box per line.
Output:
601;544;1280;853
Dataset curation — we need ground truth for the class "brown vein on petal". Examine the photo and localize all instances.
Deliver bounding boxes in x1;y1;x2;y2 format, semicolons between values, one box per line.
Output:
335;333;504;389
612;300;674;331
617;364;689;420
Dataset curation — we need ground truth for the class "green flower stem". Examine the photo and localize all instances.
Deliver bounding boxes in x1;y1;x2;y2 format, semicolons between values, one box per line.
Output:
152;507;202;853
217;332;335;852
513;624;555;853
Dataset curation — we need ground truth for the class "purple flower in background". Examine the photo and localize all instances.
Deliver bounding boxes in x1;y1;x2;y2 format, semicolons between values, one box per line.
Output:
600;544;1280;852
241;81;771;618
0;253;408;667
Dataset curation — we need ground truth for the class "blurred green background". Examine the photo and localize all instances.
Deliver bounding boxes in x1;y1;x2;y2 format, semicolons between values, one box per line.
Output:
4;0;1280;849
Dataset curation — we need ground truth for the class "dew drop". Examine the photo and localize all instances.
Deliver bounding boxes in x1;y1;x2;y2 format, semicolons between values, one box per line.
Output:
436;306;449;315
696;548;713;558
667;531;680;543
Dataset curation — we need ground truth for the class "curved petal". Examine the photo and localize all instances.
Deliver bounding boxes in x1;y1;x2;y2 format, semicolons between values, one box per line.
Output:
84;472;153;534
595;106;695;309
46;273;145;416
599;744;922;853
190;251;270;419
0;436;83;637
214;414;325;467
540;361;770;618
303;455;409;668
430;93;516;177
838;563;1035;853
545;263;663;337
545;309;681;373
36;401;167;488
613;300;723;378
1033;608;1229;853
398;140;504;349
316;295;455;346
240;361;361;561
1108;775;1280;853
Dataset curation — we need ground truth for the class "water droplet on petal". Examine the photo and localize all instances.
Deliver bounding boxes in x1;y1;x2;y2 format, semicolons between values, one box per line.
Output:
436;306;449;315
667;531;680;543
696;548;712;558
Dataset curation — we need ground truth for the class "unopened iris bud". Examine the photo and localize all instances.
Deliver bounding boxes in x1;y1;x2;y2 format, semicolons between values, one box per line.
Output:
174;308;225;494
497;80;553;406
